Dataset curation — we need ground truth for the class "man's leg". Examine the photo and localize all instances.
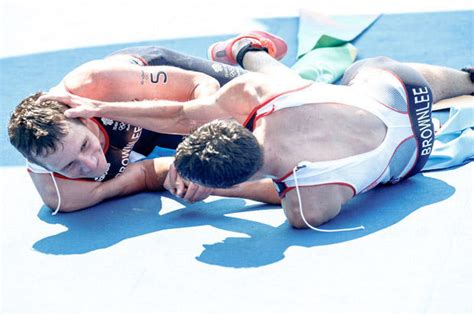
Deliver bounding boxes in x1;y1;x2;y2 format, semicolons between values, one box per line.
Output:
108;46;246;86
405;63;473;102
342;57;473;103
209;31;306;83
190;31;310;110
341;56;473;180
240;50;304;82
217;52;310;104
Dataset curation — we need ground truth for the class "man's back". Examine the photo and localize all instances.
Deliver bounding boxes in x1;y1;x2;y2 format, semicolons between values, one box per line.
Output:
250;82;389;228
246;67;432;227
255;83;388;180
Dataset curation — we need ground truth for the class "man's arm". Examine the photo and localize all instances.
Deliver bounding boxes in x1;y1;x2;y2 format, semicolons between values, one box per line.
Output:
38;92;227;135
62;59;221;102
213;179;281;204
29;157;173;212
39;73;263;135
164;163;281;204
39;60;229;135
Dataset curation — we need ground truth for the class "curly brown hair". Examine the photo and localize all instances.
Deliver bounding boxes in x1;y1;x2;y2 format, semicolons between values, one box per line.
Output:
174;119;263;188
8;92;74;164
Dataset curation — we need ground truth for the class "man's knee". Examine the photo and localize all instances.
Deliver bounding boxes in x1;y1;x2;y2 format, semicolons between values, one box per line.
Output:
342;57;382;85
218;73;268;103
343;56;428;89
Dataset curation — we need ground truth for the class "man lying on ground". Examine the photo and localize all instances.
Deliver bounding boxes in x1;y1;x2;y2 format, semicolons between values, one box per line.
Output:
8;44;281;213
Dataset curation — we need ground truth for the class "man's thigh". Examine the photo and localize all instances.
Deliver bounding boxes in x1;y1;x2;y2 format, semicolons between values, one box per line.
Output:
341;56;430;88
223;72;310;105
342;56;435;179
107;46;245;86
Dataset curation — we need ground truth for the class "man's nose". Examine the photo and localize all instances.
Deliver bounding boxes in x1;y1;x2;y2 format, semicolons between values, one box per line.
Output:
80;154;96;173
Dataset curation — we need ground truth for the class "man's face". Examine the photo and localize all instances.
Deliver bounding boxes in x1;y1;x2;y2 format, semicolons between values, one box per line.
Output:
35;121;108;179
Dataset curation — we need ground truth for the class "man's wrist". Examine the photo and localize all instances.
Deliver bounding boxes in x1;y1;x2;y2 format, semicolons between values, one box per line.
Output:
144;158;174;191
95;100;110;117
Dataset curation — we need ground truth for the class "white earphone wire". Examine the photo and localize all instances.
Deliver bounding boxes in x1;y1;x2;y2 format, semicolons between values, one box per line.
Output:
292;166;364;233
49;172;61;215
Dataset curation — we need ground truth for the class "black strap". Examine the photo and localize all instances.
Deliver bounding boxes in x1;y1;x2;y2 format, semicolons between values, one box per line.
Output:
272;180;288;198
236;43;269;68
244;113;256;131
461;67;474;83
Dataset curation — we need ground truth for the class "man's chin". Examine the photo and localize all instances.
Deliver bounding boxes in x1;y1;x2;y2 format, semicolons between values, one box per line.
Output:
89;171;105;179
92;164;110;179
79;174;101;179
79;169;105;179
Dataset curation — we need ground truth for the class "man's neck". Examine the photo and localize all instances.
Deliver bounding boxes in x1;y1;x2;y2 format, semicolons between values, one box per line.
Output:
247;170;268;182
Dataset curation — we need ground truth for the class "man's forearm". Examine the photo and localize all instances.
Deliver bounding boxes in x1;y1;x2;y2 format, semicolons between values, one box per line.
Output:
213;179;281;204
57;158;172;212
98;157;173;200
98;100;190;135
94;94;221;135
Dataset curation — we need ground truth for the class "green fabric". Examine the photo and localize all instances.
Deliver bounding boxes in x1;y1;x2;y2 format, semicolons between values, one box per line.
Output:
313;36;347;50
292;43;357;83
293;10;379;83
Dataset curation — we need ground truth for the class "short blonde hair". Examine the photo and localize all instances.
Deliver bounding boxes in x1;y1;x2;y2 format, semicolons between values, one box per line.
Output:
8;92;74;163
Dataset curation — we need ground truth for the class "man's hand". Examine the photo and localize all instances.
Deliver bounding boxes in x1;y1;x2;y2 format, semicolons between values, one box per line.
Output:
164;163;214;203
37;90;103;119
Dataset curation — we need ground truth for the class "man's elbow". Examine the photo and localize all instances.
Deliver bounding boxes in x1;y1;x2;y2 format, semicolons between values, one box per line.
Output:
41;188;101;213
42;196;81;213
285;206;340;229
64;60;111;99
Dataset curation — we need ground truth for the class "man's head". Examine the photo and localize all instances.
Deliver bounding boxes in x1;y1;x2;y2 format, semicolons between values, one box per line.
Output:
8;92;108;178
174;119;264;188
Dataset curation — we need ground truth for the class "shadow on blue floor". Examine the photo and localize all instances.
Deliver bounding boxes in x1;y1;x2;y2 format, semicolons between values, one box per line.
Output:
33;173;454;268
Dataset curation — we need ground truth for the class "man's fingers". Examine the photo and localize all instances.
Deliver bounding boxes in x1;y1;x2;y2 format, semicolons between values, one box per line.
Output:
37;92;98;112
163;172;173;192
64;107;94;119
175;175;186;198
183;183;200;202
37;94;68;104
184;183;213;203
193;187;213;202
64;108;82;118
64;109;76;118
168;163;178;187
168;164;209;202
166;163;180;195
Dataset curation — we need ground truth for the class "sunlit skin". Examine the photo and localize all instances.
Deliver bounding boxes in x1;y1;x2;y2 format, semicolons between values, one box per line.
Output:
34;120;108;179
